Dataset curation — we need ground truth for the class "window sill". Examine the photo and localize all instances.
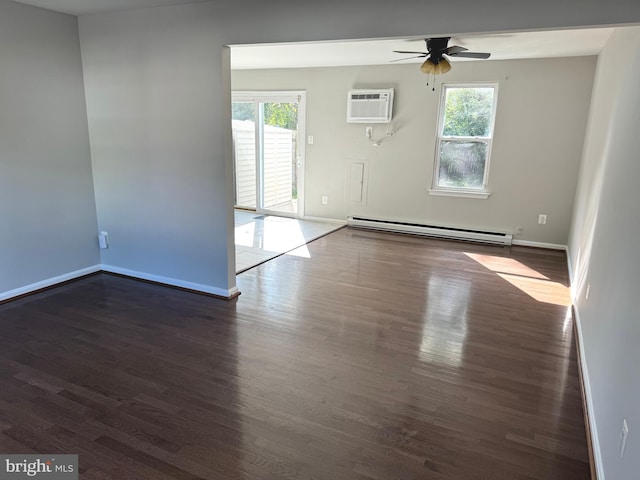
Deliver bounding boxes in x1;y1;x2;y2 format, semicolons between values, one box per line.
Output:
428;189;491;199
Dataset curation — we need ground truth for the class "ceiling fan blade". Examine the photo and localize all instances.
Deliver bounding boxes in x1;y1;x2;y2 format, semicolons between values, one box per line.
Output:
393;50;428;55
391;55;427;63
444;45;468;55
448;51;491;59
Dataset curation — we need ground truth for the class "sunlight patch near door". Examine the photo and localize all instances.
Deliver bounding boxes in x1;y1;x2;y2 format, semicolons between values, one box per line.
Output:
286;245;311;258
234;210;341;273
263;216;306;253
235;221;257;248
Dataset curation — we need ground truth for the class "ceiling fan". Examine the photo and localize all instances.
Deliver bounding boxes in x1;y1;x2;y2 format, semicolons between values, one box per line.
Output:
394;37;491;75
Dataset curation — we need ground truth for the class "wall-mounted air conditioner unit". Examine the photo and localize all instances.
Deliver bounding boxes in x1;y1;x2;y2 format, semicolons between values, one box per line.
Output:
347;88;394;123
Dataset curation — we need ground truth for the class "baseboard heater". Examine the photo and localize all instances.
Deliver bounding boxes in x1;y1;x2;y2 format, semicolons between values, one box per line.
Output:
347;216;513;246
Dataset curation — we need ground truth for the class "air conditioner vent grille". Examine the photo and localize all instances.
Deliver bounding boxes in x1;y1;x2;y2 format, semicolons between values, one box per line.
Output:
350;93;382;100
347;88;394;123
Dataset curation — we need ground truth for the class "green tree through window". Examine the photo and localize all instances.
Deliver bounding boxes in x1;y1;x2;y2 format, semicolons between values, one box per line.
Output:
264;103;298;130
443;88;493;137
435;85;497;191
231;102;298;130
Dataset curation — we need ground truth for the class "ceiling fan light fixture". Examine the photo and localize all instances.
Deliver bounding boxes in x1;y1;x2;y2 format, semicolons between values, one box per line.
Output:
420;57;451;75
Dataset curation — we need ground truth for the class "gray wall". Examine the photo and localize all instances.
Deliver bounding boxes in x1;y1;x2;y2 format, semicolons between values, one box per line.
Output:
79;13;236;294
0;1;98;297
233;57;595;245
568;26;640;480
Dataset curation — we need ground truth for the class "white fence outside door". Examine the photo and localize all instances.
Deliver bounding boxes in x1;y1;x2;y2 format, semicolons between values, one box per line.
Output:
232;119;294;210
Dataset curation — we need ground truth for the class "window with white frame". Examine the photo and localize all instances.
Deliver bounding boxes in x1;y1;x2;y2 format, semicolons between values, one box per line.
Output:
432;84;498;195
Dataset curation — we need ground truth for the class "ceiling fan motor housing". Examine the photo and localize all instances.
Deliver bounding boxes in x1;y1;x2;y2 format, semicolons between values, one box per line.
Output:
426;37;451;63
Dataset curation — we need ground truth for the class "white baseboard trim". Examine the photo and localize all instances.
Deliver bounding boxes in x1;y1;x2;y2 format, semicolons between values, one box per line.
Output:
101;264;239;299
1;265;240;303
512;239;567;250
565;246;578;301
567;245;603;479
303;216;347;225
573;304;604;480
0;265;101;302
565;245;573;280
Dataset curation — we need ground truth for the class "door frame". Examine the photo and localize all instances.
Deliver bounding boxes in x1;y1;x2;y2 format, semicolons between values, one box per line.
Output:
231;90;306;219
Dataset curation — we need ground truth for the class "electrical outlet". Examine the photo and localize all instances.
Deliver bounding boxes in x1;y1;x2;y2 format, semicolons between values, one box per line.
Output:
538;214;547;225
307;135;314;145
321;195;328;205
365;127;373;139
620;419;629;458
515;226;523;236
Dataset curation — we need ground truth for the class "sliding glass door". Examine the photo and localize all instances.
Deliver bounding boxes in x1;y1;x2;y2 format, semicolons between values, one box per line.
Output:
232;91;306;218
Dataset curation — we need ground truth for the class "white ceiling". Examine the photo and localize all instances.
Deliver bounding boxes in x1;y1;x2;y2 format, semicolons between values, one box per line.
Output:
12;0;613;69
231;29;614;70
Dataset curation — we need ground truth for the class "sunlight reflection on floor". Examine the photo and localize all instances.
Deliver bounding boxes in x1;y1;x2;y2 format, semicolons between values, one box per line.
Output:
235;211;341;272
497;273;572;306
465;252;549;279
419;275;470;367
465;252;571;306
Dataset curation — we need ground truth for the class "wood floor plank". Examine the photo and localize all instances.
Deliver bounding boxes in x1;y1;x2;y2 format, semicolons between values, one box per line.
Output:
0;228;590;479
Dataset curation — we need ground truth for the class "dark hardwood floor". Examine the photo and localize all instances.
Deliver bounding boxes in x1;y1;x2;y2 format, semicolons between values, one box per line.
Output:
0;228;590;479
